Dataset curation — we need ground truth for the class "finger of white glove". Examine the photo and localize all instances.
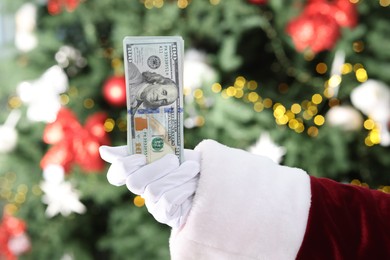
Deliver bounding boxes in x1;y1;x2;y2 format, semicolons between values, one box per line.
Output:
99;145;129;163
166;198;193;229
126;153;179;194
159;178;198;214
145;177;198;226
106;155;147;186
143;160;200;203
174;198;193;228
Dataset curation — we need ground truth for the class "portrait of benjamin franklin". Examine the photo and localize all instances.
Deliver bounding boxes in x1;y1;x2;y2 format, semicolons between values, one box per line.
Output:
127;62;179;111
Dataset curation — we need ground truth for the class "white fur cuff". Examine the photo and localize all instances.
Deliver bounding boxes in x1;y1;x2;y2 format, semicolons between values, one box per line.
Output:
170;140;311;260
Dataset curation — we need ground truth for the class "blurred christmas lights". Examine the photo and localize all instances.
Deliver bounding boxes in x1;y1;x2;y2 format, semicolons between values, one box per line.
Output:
133;195;145;207
204;56;386;146
0;172;29;215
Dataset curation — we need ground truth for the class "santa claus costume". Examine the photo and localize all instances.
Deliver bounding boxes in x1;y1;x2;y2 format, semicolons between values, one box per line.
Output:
100;140;390;260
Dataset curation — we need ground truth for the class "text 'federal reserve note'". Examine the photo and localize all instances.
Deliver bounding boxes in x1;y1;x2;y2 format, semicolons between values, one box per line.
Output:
123;36;184;163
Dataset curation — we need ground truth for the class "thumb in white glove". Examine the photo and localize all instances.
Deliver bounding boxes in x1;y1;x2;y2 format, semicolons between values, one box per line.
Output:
99;145;200;229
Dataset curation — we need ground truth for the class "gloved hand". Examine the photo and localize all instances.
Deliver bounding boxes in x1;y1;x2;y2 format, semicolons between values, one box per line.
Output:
99;145;200;229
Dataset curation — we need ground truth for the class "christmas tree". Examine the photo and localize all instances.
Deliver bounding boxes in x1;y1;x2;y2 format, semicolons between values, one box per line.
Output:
0;0;389;259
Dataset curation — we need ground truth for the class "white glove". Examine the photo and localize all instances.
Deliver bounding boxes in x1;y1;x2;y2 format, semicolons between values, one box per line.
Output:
99;145;200;229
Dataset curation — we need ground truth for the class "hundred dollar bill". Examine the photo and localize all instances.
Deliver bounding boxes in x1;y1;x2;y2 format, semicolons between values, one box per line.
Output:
123;36;184;163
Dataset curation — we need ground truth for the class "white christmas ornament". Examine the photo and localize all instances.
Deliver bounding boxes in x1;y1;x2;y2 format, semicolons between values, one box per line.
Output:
351;80;390;146
248;132;286;164
184;49;217;90
350;80;390;123
17;65;68;123
325;105;363;131
43;164;65;184
14;3;38;52
0;110;21;153
55;45;87;76
40;165;86;218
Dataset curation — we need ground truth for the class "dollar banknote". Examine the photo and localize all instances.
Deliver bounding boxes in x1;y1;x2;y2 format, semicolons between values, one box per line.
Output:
123;36;184;163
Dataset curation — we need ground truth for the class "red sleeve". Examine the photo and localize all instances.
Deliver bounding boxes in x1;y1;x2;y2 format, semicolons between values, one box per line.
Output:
297;176;390;259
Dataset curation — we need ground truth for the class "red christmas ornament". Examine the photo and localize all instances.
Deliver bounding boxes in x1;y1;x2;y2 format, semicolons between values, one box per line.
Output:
286;0;358;53
47;0;81;15
333;0;358;28
74;112;110;172
41;139;75;172
0;213;30;260
102;75;127;107
286;13;340;53
43;108;81;144
247;0;267;4
305;0;357;28
41;108;111;173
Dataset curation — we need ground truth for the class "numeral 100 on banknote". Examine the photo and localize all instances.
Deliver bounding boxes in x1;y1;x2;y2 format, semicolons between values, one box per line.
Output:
123;36;184;163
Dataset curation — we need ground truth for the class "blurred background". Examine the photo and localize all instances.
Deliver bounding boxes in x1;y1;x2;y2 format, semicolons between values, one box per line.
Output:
0;0;389;259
